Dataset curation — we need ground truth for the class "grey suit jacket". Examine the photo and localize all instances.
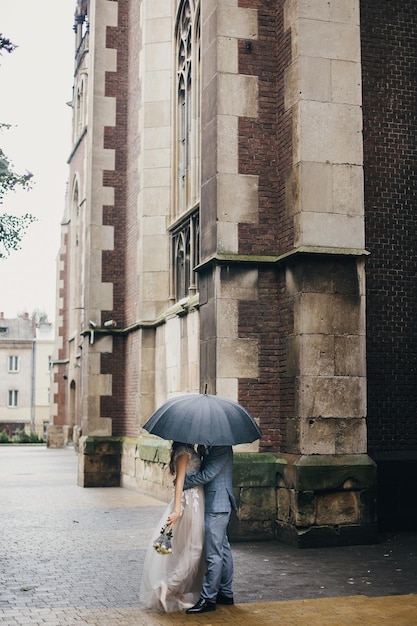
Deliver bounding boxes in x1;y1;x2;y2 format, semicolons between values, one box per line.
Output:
183;446;237;513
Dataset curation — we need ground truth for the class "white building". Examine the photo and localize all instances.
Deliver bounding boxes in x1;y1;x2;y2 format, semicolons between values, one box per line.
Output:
0;313;54;439
34;322;55;438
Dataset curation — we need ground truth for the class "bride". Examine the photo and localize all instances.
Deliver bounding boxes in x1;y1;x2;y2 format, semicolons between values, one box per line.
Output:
140;442;206;612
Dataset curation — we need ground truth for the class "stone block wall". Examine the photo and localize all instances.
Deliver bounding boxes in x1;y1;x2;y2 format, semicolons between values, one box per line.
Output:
120;436;173;502
112;436;377;546
119;437;279;540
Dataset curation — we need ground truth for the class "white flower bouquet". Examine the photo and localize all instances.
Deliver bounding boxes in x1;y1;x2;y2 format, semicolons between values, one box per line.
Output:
153;524;173;555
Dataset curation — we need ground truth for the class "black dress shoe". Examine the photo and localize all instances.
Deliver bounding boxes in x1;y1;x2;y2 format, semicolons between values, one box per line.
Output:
216;592;234;605
186;598;216;614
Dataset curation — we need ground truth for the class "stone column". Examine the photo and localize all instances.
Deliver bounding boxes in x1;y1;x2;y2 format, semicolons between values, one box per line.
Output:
80;0;117;439
77;0;118;485
278;0;377;545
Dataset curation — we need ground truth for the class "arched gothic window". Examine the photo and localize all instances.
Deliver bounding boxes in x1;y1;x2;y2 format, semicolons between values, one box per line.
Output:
74;77;86;141
69;179;85;334
171;0;200;301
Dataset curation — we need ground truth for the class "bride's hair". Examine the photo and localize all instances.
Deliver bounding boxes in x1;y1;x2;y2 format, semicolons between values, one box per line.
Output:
169;441;207;474
169;441;193;474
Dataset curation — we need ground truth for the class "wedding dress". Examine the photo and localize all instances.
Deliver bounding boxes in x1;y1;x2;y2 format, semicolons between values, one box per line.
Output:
140;445;205;612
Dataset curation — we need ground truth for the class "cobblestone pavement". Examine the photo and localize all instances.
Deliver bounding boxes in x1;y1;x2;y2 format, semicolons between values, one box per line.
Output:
1;446;416;625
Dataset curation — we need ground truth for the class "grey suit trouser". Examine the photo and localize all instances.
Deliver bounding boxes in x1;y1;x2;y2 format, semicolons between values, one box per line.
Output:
202;512;234;602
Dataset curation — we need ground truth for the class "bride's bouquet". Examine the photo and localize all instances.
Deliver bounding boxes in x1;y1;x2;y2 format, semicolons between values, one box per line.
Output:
153;524;173;555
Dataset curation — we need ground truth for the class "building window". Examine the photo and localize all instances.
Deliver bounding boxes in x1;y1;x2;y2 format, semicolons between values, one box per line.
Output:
174;0;200;217
171;209;200;300
8;355;19;372
74;76;87;142
171;0;200;301
8;390;18;408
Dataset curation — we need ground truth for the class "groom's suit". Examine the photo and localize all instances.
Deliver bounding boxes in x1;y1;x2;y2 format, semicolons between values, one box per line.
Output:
183;446;236;603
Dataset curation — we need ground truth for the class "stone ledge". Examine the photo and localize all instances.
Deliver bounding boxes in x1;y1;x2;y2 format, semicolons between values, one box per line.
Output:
292;454;377;491
80;435;123;455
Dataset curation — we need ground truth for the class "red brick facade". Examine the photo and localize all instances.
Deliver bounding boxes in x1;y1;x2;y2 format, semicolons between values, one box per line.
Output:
361;0;417;453
100;1;128;435
236;1;294;452
361;0;417;529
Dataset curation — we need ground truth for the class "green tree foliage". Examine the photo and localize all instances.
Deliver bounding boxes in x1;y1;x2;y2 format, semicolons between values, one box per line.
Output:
0;34;36;259
0;430;11;443
0;429;44;444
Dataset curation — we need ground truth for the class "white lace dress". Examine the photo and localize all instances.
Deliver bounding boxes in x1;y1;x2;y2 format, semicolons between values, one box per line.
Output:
140;446;205;612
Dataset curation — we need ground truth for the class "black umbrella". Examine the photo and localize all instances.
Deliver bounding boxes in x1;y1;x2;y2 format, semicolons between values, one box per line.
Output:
143;393;261;446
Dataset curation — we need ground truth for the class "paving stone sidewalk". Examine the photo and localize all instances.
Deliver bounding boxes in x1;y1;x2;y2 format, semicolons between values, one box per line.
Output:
1;446;416;625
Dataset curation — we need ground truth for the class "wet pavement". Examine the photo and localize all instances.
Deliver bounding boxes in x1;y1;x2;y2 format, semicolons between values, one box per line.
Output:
1;446;416;625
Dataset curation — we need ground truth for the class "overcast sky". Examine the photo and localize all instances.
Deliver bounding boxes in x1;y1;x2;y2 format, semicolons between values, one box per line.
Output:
0;0;75;323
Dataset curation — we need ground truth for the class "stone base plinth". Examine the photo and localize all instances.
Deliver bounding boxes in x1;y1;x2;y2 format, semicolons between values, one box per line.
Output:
229;452;278;541
275;453;378;547
47;425;72;448
77;436;122;487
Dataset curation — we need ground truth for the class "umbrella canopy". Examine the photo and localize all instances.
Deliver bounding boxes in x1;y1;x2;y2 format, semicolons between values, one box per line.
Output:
143;393;261;446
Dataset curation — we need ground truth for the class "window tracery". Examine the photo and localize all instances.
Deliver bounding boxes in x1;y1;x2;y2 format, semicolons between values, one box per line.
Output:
171;0;201;301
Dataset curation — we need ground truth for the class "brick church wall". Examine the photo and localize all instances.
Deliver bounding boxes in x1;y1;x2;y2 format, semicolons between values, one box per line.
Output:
100;0;145;439
361;0;417;454
361;0;417;529
237;0;294;452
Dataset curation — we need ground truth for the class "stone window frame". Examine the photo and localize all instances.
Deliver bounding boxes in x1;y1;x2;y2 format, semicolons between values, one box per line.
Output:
171;207;200;301
170;0;201;302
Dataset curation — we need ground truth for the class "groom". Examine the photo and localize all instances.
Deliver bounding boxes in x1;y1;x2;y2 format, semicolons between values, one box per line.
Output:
183;445;236;613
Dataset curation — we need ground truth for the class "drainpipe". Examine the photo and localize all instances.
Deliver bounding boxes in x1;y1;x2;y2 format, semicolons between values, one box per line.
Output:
30;336;36;435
